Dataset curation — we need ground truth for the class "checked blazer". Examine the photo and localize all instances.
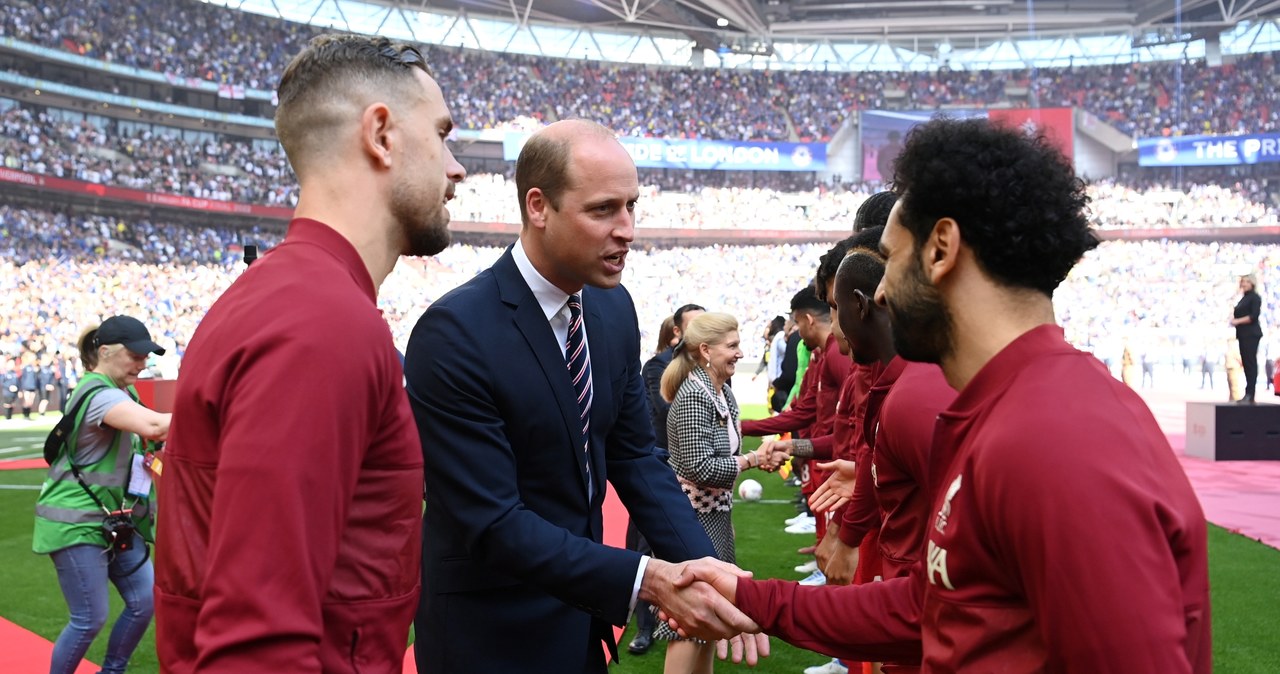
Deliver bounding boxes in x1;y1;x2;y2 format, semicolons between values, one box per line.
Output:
666;367;743;512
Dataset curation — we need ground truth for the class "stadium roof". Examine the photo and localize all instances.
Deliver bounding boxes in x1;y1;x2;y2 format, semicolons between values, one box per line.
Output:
367;0;1279;45
215;0;1280;68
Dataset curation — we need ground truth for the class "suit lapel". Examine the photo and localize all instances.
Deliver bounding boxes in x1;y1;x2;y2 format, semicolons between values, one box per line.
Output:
495;251;592;501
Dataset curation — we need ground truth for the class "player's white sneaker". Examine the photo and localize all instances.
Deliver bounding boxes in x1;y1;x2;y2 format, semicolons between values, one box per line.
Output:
785;519;817;534
798;570;827;586
803;658;849;674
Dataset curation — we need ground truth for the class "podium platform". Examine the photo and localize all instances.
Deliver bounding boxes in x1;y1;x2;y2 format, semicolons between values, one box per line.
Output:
1186;401;1280;461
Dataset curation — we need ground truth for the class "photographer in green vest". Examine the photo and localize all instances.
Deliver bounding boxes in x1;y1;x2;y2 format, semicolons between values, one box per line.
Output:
34;315;171;674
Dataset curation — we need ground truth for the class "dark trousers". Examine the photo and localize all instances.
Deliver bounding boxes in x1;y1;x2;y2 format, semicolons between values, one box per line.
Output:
1240;335;1261;399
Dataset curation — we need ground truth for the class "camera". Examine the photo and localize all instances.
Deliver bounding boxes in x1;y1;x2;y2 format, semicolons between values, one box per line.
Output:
102;513;137;552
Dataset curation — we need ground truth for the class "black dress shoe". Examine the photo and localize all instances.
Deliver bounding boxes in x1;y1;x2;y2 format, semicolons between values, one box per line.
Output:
628;632;653;654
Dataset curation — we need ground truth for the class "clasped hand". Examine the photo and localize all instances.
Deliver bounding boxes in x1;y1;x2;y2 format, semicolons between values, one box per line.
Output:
754;439;793;472
643;558;771;665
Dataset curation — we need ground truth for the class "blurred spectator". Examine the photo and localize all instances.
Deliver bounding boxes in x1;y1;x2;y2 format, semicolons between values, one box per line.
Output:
3;206;1277;401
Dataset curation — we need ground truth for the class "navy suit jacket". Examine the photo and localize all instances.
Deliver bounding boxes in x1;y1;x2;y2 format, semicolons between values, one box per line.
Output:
404;248;715;673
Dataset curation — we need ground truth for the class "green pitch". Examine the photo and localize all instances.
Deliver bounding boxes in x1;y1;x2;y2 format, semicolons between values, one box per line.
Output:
1;413;1278;672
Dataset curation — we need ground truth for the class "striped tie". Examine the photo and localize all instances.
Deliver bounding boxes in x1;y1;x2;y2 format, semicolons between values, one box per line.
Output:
565;294;593;490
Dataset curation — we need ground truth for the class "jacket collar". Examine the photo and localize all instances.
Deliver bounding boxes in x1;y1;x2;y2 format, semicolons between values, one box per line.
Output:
944;324;1072;418
511;238;574;323
281;218;376;304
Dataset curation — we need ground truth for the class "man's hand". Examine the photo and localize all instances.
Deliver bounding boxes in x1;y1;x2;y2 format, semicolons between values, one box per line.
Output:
716;632;771;666
641;558;757;641
758;439;792;472
668;556;746;602
667;558;771;665
814;521;839;571
818;530;860;586
768;438;795;455
809;459;856;513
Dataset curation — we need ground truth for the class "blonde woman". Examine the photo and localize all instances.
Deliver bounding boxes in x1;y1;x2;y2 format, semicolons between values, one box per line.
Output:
655;312;774;674
1231;274;1263;403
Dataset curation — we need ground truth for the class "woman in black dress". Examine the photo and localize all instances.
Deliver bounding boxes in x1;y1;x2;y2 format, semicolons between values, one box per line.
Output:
1231;274;1263;403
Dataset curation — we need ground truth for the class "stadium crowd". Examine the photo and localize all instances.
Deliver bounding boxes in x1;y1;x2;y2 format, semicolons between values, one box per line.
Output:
3;95;1277;230
3;207;1276;397
2;0;1277;141
455;172;1280;230
0;102;297;206
0;205;278;266
1089;178;1280;230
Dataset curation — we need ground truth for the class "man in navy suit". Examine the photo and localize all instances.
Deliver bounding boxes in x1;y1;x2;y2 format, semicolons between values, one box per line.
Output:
404;120;765;673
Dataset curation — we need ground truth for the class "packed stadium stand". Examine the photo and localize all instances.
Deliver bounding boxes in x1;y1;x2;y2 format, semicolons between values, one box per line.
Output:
3;95;1277;230
1;0;1278;382
5;204;1279;377
0;0;1277;141
1;100;296;205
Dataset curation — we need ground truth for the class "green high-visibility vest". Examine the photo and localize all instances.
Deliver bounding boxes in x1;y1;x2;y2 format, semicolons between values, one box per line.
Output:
32;372;152;554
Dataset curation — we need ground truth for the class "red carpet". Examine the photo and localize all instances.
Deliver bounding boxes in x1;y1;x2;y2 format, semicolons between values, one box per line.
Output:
1169;431;1280;550
0;617;98;674
1141;389;1280;550
0;459;48;471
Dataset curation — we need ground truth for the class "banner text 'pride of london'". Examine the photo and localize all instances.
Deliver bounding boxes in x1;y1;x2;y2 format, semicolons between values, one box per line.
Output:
1138;133;1280;167
502;134;827;172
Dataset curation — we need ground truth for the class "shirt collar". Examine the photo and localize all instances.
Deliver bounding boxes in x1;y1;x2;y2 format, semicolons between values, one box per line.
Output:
513;238;573;322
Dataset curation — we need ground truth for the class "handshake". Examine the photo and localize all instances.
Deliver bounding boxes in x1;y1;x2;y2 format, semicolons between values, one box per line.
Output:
640;557;771;665
746;438;794;473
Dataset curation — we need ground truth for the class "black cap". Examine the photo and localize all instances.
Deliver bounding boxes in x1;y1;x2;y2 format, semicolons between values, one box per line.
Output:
96;316;166;356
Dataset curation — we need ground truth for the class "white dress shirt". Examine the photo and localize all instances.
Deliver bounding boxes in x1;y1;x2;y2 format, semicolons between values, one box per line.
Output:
512;238;582;358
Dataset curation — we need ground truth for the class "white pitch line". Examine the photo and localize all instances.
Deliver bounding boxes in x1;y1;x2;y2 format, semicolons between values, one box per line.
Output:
0;446;37;455
0;484;41;490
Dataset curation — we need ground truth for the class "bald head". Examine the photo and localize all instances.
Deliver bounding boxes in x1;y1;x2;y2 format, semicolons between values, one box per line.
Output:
516;120;623;227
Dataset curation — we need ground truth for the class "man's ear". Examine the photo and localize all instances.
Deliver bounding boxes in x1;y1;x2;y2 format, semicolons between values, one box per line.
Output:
360;102;395;170
526;188;548;230
854;289;873;319
921;217;962;285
